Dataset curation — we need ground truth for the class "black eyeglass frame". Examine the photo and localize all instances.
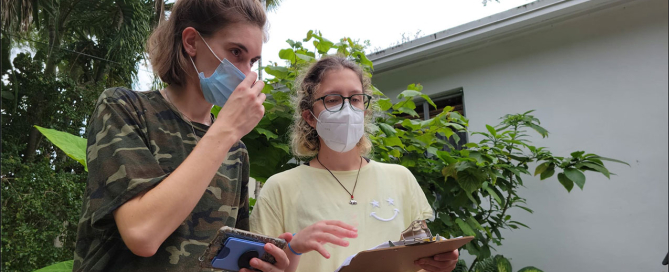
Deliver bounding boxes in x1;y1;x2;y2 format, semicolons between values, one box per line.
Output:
312;94;372;112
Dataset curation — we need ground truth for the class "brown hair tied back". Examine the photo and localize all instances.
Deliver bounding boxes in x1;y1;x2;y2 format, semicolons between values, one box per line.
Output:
146;0;267;86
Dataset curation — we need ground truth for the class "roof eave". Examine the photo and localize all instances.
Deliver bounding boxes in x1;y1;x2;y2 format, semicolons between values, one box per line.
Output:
367;0;631;73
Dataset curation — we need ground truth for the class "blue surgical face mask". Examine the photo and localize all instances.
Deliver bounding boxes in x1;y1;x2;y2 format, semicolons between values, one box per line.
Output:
189;32;246;107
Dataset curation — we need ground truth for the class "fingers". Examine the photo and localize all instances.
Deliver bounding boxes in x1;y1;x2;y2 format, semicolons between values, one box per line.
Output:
251;79;265;97
323;220;358;231
321;225;358;239
434;250;459;262
258;92;267;104
312;232;350;247
238;71;258;91
278;232;293;243
249;258;278;272
248;243;289;272
414;257;457;271
309;241;331;259
322;220;358;232
236;71;264;97
264;243;289;269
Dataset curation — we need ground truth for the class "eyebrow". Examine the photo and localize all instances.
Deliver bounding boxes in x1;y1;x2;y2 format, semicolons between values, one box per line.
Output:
230;42;261;59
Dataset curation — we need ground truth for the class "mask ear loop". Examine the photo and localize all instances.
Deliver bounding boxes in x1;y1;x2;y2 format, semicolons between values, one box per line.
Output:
195;31;224;63
309;110;321;123
189;56;200;74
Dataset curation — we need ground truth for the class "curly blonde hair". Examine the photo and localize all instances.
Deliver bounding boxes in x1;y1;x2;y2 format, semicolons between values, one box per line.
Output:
290;55;375;158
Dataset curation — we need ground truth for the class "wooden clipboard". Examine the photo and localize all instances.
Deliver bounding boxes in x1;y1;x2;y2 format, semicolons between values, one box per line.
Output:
338;236;474;272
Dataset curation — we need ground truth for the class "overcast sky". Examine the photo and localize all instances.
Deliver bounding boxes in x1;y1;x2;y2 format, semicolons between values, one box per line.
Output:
131;0;536;90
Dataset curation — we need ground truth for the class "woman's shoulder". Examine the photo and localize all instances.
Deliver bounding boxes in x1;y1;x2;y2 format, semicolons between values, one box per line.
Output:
369;160;413;175
95;87;159;108
262;165;309;189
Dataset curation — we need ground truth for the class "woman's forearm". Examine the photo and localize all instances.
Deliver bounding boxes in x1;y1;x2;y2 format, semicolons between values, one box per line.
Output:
113;131;237;256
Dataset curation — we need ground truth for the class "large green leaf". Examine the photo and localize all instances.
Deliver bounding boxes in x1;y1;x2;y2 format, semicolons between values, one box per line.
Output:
518;267;544;272
313;39;334;54
575;162;610;178
377;98;393;111
255;128;278;140
278;48;296;62
570;151;585;158
534;162;550;176
383;136;404;148
35;126;88;171
564;168;586;190
378;123;396;137
527;123;549;138
264;66;290;78
33;260;74;272
401;119;422;130
589;155;630;166
557;173;574;192
495;255;513;272
397;89;424;100
456;168;486;194
539;165;555;180
486;125;497;137
466;217;484;231
439;214;454;227
455;218;476;236
295;53;315;62
303;30;314;41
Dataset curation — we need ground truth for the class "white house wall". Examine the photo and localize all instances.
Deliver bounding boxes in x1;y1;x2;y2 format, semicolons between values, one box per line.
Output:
372;0;668;271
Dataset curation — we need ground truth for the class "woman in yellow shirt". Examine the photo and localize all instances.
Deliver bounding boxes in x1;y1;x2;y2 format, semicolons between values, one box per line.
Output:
250;56;458;272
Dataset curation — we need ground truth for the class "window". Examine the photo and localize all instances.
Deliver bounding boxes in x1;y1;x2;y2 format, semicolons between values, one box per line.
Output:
407;88;467;151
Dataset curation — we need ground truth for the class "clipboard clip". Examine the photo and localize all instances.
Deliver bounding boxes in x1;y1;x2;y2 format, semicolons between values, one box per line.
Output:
400;220;436;246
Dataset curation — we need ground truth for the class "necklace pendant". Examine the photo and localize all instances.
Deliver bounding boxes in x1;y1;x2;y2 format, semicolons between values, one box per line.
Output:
349;199;358;205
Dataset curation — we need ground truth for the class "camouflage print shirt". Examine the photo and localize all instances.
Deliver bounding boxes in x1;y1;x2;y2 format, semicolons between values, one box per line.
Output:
73;88;249;271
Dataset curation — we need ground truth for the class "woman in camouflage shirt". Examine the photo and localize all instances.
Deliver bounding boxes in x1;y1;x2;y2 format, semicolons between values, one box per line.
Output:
73;0;290;271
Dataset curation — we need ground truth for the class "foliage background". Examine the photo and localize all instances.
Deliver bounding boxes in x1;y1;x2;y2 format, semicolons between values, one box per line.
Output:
1;0;158;271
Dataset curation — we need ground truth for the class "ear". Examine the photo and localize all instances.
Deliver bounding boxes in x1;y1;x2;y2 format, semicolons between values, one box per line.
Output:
182;27;199;58
302;110;317;128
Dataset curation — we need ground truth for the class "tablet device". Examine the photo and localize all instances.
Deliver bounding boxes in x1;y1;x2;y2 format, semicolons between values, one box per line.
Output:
199;226;287;271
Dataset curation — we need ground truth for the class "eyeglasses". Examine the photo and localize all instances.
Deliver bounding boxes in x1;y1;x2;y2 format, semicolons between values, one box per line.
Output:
313;94;372;112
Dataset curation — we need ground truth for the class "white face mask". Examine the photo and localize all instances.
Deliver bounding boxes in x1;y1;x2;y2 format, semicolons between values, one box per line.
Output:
311;102;365;153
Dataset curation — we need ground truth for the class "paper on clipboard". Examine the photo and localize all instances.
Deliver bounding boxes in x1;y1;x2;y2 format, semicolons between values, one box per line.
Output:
334;236;447;272
335;236;473;272
335;220;474;272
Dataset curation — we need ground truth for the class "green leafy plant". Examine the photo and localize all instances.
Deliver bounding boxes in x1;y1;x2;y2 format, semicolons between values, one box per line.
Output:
371;93;628;271
1;156;86;271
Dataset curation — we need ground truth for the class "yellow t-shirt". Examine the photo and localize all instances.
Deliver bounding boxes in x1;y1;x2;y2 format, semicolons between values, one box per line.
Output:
250;160;434;272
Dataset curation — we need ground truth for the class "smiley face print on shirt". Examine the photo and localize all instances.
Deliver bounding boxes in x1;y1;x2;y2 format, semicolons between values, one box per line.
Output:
369;198;400;222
